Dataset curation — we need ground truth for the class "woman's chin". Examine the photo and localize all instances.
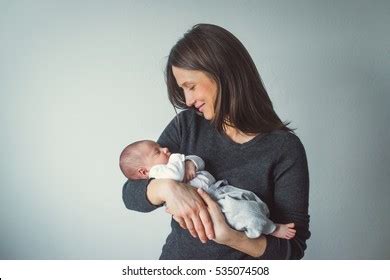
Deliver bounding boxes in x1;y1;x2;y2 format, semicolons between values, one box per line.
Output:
197;109;214;120
203;114;212;120
201;110;212;120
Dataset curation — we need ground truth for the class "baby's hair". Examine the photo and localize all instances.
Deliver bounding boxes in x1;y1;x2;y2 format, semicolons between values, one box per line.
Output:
119;140;148;179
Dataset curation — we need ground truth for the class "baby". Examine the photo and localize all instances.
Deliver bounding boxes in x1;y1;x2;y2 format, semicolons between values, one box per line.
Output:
120;140;296;239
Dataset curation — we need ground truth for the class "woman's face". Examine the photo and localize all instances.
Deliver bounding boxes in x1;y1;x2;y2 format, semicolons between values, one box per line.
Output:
172;66;218;120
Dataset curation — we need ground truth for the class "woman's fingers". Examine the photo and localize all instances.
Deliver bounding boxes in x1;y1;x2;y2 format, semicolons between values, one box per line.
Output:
172;215;187;230
191;215;207;243
184;217;197;238
197;188;235;245
196;188;218;239
199;207;215;240
164;183;216;243
197;188;218;211
174;209;211;242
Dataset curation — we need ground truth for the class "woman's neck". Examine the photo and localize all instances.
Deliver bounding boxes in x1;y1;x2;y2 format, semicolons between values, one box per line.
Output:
223;124;258;144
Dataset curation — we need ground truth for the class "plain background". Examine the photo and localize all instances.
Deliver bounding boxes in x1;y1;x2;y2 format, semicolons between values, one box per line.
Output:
1;0;389;259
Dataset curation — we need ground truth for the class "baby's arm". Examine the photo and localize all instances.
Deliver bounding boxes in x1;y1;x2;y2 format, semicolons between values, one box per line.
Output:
183;160;196;182
184;155;205;171
149;154;186;181
183;155;205;182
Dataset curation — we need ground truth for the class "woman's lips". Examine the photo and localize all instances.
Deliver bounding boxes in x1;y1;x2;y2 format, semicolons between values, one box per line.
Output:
197;104;205;112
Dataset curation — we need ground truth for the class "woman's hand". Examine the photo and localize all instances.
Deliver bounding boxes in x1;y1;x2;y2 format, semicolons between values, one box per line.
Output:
195;188;237;245
161;180;215;243
197;188;267;257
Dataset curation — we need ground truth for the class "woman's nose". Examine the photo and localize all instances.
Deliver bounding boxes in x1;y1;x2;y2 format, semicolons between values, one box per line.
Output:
184;91;195;107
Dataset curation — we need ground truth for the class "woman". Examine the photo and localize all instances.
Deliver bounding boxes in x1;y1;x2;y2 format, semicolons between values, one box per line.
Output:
122;23;310;259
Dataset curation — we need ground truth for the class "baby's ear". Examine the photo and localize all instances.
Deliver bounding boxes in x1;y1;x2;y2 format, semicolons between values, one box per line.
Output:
137;167;149;179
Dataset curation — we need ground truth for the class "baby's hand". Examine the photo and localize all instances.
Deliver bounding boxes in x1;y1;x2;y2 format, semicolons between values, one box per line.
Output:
184;160;196;182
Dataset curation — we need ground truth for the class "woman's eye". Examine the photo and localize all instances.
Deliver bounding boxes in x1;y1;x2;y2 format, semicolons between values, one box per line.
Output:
189;86;195;91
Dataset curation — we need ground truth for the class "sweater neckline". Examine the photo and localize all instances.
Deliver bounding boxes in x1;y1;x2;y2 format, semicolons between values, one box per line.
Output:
216;129;267;149
192;110;270;149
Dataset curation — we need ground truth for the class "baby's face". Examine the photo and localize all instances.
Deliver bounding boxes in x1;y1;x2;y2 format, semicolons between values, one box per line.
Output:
142;141;171;168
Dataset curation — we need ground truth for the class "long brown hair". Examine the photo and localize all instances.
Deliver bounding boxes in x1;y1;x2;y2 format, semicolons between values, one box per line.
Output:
165;23;294;134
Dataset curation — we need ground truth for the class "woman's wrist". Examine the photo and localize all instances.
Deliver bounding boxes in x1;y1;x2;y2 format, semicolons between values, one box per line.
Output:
224;230;267;258
223;229;245;247
146;178;173;206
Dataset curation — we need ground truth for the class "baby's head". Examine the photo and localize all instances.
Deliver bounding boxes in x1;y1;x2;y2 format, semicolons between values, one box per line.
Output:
119;140;171;180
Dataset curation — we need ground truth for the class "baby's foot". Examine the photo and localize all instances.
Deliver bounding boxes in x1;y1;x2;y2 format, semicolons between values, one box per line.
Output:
271;223;296;239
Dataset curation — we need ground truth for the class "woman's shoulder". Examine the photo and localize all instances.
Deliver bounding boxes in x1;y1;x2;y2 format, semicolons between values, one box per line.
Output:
268;130;307;158
268;130;302;143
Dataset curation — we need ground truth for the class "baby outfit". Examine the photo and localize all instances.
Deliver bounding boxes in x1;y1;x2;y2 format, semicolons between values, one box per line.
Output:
149;154;276;238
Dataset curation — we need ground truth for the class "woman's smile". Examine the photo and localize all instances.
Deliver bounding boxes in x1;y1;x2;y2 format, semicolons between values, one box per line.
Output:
196;103;205;112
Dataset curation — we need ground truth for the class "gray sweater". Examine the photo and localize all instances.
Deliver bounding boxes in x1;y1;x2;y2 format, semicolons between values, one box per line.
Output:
122;109;310;259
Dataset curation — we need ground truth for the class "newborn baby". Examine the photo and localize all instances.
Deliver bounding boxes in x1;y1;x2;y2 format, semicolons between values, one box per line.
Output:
120;140;296;239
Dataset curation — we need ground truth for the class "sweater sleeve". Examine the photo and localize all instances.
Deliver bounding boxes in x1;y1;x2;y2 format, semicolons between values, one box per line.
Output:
122;114;183;212
259;133;311;259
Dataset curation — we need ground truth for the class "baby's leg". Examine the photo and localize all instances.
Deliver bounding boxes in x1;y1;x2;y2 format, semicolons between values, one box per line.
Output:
271;223;296;239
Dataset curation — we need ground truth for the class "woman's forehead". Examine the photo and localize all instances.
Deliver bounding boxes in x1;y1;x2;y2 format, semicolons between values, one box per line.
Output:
172;66;202;85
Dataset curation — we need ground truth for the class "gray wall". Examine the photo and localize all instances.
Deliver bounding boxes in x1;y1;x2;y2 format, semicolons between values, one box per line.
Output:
1;0;389;259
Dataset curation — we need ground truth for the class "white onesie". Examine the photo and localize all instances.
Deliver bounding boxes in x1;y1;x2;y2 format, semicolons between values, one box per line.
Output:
149;154;276;238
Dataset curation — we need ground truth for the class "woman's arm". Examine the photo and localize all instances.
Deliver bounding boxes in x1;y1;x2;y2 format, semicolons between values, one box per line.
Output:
152;178;215;243
122;178;162;212
262;133;311;259
197;133;310;259
197;188;267;257
121;114;182;212
123;175;216;245
122;112;215;241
